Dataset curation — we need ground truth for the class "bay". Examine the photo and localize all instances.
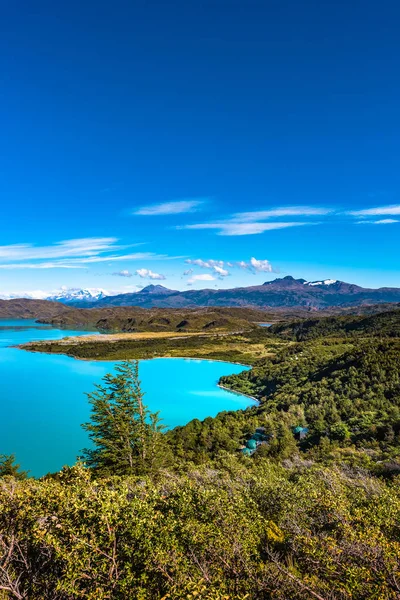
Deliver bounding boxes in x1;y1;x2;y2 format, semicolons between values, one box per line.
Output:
0;320;250;476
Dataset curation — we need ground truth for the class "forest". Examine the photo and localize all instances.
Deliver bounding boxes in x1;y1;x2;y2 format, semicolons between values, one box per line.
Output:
1;310;400;599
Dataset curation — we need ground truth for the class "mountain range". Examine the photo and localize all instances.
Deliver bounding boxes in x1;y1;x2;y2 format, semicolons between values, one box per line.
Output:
87;277;400;310
2;277;400;313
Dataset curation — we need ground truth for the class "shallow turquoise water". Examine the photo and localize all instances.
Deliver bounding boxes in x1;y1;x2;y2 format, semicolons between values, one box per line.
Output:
0;320;250;476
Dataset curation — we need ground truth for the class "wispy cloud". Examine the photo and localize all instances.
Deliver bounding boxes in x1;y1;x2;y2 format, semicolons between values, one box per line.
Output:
187;273;215;285
233;206;332;221
176;204;328;236
180;221;312;236
357;218;399;225
348;204;400;216
133;199;207;216
0;238;124;261
175;202;399;236
62;252;169;265
113;270;133;277
0;262;86;270
0;253;171;270
136;268;166;280
374;219;399;224
0;237;181;270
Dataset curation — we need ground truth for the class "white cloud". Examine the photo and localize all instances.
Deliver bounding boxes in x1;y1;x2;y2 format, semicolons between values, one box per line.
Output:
348;205;400;216
236;257;276;273
183;268;193;276
185;256;275;275
213;265;230;277
136;268;166;280
185;258;230;277
113;270;133;277
133;199;206;216
356;218;399;225
233;206;332;221
373;219;399;224
187;273;215;285
249;257;274;272
185;258;225;268
180;221;311;235
236;260;250;270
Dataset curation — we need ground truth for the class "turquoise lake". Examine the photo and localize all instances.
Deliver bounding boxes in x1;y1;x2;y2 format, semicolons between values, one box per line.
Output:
0;320;251;477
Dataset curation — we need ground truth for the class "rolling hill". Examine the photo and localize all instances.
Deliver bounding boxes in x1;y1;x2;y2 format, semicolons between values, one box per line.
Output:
37;306;278;332
0;299;71;320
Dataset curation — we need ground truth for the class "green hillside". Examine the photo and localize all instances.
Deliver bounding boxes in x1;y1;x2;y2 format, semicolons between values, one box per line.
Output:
269;308;400;340
2;308;400;599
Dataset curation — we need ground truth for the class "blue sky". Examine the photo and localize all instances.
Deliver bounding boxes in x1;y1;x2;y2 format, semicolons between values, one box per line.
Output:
1;0;399;296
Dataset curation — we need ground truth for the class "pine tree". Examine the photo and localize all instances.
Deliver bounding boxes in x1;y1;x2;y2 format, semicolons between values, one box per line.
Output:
81;361;168;476
0;454;28;479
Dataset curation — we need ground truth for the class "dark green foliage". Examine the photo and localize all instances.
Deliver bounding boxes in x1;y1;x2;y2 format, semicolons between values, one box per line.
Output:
81;361;169;475
168;336;400;465
220;339;400;450
2;309;400;597
0;460;399;599
270;308;400;340
0;454;28;479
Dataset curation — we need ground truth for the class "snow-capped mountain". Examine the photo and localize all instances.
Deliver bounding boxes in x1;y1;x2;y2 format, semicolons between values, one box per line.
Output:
46;288;109;305
304;279;337;286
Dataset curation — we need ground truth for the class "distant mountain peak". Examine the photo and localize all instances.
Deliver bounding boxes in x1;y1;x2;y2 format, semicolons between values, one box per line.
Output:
139;285;175;295
263;276;305;286
47;288;108;304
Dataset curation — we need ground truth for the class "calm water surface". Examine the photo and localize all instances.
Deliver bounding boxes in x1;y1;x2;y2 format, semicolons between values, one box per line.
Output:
0;320;250;476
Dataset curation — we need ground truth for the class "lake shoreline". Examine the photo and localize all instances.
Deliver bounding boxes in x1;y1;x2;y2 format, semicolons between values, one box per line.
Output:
16;344;252;367
217;383;259;403
2;320;255;476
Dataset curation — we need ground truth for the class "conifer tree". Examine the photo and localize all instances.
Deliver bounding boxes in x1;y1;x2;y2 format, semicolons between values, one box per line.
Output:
81;361;167;475
0;454;28;479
